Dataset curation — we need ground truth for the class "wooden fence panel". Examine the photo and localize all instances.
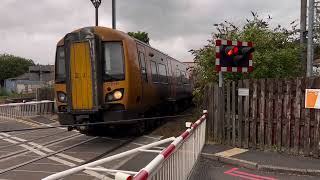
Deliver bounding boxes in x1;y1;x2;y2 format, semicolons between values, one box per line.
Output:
243;79;250;148
294;78;301;155
282;79;291;152
226;82;231;144
251;80;258;149
237;80;243;147
213;84;219;142
276;80;283;148
205;77;320;158
314;111;320;158
259;79;266;149
304;78;313;155
266;79;274;149
232;81;236;146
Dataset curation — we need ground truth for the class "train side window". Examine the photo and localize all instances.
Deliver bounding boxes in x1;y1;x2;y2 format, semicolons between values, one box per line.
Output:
158;63;168;83
151;61;158;82
55;46;66;83
138;52;147;82
176;70;181;85
183;71;189;84
180;71;184;83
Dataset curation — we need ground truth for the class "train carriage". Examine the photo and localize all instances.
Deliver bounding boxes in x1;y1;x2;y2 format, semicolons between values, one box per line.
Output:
54;26;192;133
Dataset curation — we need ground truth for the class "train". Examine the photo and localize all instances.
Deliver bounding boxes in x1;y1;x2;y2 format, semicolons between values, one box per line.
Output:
54;26;192;134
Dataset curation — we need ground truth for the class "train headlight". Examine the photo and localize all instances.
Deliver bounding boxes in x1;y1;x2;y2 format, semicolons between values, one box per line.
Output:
57;92;67;102
106;89;124;102
113;91;123;100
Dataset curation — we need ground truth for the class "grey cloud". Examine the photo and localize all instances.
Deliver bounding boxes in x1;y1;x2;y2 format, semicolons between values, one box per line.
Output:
0;0;300;63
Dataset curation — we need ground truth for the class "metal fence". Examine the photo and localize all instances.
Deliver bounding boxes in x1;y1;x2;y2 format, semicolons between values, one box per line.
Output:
42;111;207;180
0;100;55;118
133;112;206;180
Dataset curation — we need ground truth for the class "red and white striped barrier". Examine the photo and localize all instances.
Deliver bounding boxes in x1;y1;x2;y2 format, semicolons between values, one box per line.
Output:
133;110;207;180
43;110;207;180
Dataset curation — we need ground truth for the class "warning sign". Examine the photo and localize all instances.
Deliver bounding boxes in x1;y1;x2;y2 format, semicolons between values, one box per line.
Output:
305;89;320;109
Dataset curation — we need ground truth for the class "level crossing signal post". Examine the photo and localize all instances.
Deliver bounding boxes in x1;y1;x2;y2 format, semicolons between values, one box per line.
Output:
214;40;254;139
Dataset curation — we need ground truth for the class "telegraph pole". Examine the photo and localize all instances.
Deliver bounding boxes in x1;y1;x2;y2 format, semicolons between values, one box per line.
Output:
307;0;315;77
112;0;116;29
301;0;307;73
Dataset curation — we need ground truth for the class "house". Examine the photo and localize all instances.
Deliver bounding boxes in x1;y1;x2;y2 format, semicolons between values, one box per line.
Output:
5;65;54;94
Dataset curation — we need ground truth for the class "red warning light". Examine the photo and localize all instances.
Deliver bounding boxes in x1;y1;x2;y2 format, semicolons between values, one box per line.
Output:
227;46;239;56
233;47;239;54
227;49;233;56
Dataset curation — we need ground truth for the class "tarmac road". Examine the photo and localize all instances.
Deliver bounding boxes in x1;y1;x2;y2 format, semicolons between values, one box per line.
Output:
189;156;319;180
0;116;164;180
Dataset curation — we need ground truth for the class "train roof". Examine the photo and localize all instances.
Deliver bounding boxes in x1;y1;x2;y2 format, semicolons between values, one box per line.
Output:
56;26;188;69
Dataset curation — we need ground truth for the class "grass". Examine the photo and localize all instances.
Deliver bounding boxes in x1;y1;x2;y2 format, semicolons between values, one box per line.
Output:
0;92;35;102
150;107;203;138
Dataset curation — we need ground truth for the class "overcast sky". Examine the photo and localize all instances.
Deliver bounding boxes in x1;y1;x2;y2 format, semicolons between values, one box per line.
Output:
0;0;300;64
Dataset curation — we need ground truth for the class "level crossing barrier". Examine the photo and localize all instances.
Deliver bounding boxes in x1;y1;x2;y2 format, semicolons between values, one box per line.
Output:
0;100;55;118
43;110;207;180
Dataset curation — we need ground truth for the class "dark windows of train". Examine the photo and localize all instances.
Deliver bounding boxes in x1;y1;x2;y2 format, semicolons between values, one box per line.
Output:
103;42;125;81
151;61;158;82
183;71;189;84
176;69;182;85
138;52;147;82
55;46;66;83
180;71;184;83
158;63;168;83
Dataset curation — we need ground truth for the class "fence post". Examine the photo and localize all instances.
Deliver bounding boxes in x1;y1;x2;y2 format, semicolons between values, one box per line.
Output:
294;78;302;155
314;109;320;158
243;79;250;148
259;79;266;149
276;80;283;149
251;79;258;149
237;80;243;147
232;81;236;146
226;82;231;144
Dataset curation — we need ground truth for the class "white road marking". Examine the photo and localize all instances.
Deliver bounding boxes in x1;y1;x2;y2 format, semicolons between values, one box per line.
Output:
214;148;248;157
0;133;11;137
1;133;110;180
2;138;18;144
10;136;27;142
143;135;163;140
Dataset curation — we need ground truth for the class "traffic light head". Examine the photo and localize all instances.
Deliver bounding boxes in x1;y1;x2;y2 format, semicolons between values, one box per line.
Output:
215;40;254;73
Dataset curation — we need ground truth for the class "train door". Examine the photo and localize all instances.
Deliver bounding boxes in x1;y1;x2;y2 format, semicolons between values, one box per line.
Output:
137;44;148;107
69;42;94;110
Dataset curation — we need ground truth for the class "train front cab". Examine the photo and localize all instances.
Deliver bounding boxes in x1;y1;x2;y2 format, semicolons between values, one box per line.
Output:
54;27;141;127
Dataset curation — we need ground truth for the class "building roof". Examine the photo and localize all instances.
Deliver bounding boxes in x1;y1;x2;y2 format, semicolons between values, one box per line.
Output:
6;65;54;82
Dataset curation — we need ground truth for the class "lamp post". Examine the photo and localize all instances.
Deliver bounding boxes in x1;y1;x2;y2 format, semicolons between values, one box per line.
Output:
90;0;102;26
112;0;116;29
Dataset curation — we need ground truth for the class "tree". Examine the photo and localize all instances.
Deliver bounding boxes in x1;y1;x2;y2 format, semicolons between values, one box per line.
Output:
0;54;35;86
190;12;303;88
128;31;150;44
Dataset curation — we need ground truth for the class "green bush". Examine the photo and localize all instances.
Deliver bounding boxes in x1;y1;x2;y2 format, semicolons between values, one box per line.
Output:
0;87;10;96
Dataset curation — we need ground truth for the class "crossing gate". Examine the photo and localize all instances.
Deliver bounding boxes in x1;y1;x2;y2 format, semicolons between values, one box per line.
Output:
43;110;208;180
0;100;55;118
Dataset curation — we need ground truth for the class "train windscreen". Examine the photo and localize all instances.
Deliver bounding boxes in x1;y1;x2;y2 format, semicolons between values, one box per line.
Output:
55;46;66;83
103;42;125;81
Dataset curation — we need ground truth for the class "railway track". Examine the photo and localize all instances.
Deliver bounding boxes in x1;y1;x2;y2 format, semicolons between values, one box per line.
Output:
0;121;161;179
0;129;140;179
0;110;193;179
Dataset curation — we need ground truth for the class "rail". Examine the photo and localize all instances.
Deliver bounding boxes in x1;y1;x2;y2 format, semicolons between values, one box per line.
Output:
42;110;207;180
0;100;55;118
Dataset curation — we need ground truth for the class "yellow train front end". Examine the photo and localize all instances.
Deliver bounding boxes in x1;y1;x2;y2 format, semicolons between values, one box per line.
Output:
54;27;142;132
